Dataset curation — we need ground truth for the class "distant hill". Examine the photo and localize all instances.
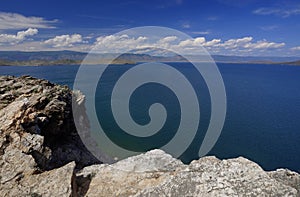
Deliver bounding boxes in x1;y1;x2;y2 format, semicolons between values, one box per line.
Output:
0;50;87;61
0;51;135;66
0;59;81;66
210;55;300;63
0;50;299;66
275;60;300;66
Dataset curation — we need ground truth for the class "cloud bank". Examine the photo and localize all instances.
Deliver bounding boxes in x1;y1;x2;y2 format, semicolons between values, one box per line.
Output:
0;28;38;45
44;34;84;47
253;7;300;18
91;34;285;55
0;12;57;30
0;29;292;56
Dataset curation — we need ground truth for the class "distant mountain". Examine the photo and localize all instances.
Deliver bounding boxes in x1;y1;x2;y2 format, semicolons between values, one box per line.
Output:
0;50;299;66
0;51;135;66
0;50;87;61
0;59;81;66
210;55;300;63
277;60;300;66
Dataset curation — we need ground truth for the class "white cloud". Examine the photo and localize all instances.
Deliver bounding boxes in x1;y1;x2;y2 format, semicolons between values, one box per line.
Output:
0;12;57;30
221;37;253;49
0;31;287;56
0;28;38;44
159;36;178;43
253;7;300;18
17;28;38;39
210;37;285;51
203;39;221;47
91;35;286;55
191;31;210;35
291;46;300;51
44;34;83;47
156;36;178;48
94;34;148;52
243;40;285;49
178;37;206;47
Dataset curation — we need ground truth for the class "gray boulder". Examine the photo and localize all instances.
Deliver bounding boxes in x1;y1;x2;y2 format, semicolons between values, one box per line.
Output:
77;149;299;197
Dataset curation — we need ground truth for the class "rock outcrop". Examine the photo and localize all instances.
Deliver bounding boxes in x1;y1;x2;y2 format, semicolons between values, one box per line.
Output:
76;149;299;197
0;75;299;197
0;75;99;196
0;75;99;170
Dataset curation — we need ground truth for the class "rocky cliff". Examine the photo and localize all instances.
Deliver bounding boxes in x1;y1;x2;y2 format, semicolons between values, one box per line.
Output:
0;75;299;197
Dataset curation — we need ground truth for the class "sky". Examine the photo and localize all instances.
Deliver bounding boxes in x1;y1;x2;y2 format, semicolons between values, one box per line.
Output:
1;0;300;56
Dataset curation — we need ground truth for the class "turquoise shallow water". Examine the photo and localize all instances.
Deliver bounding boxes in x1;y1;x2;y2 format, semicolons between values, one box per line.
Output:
1;63;299;171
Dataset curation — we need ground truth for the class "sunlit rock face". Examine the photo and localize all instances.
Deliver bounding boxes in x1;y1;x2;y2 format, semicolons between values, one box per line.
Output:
77;149;299;197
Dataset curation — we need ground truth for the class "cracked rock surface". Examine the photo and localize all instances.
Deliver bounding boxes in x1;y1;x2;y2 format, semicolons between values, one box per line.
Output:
76;149;299;197
0;75;299;197
0;75;99;196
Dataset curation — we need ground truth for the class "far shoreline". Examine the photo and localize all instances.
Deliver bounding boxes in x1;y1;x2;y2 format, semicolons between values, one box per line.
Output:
1;60;300;66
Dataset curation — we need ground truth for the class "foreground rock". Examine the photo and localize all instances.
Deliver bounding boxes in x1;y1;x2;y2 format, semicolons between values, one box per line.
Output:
0;75;98;196
0;75;299;196
1;160;75;197
76;149;299;197
0;75;99;170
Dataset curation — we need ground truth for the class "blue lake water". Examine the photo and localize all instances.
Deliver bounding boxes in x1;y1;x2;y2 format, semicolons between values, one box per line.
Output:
0;63;299;172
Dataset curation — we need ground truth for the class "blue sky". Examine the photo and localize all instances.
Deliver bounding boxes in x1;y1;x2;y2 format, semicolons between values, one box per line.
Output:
1;0;300;56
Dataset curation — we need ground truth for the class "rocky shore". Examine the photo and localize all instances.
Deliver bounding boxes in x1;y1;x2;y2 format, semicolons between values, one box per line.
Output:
0;75;299;196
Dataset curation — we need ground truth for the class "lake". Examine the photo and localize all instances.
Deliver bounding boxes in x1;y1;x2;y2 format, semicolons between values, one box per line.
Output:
0;62;299;172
